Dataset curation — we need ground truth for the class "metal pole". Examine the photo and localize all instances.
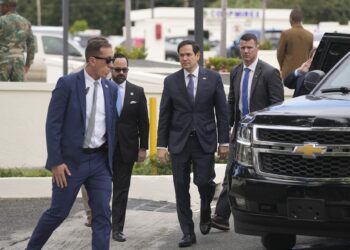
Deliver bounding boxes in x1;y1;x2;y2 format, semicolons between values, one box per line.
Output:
220;0;227;57
125;0;132;52
194;0;204;66
261;0;266;42
62;0;69;76
36;0;41;25
150;0;154;19
149;97;157;158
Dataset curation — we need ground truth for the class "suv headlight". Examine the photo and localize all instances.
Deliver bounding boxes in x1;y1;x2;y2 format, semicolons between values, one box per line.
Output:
235;124;253;167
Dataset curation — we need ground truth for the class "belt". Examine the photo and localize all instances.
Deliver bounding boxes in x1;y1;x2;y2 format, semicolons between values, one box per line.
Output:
82;143;108;154
189;130;197;137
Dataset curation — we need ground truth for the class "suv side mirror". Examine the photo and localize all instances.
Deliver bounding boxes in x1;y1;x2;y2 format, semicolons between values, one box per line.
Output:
304;70;325;91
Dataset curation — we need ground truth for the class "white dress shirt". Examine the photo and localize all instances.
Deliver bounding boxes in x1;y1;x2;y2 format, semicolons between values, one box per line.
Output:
84;69;106;148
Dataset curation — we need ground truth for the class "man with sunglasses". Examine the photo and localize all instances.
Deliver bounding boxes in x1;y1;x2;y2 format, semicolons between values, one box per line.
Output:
26;37;118;250
110;53;149;242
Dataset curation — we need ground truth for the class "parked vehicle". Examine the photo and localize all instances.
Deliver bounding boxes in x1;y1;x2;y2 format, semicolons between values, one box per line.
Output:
228;33;350;250
227;29;282;58
26;31;85;82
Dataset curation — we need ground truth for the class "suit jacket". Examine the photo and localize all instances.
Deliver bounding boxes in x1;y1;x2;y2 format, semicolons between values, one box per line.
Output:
284;71;309;97
228;59;284;141
115;81;149;163
277;24;313;78
45;69;118;174
157;66;229;154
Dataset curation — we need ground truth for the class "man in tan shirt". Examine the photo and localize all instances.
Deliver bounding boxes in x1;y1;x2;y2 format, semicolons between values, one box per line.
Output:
277;9;313;78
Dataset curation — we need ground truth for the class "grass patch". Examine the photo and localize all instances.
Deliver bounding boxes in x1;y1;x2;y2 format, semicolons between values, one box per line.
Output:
0;168;52;177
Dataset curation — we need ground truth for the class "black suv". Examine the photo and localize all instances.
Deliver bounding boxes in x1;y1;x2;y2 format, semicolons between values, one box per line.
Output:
228;33;350;250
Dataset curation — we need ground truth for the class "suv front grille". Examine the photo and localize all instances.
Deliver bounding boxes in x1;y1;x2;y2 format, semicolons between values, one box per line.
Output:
257;128;350;144
260;153;350;178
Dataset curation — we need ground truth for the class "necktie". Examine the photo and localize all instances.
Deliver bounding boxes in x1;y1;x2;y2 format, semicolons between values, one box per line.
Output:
83;81;99;147
242;68;251;116
117;85;123;116
187;74;194;103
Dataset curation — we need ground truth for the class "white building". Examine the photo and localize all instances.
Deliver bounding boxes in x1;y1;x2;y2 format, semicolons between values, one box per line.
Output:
129;7;292;61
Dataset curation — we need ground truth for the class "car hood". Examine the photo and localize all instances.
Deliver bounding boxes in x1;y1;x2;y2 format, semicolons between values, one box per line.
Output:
245;95;350;127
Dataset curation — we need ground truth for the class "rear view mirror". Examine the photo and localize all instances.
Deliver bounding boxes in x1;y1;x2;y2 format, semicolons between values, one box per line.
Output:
304;70;325;91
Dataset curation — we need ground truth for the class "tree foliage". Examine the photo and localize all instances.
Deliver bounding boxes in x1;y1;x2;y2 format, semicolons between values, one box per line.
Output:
16;0;350;35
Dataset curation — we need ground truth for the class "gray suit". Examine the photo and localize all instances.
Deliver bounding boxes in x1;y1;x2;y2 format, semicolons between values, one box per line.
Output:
214;59;284;221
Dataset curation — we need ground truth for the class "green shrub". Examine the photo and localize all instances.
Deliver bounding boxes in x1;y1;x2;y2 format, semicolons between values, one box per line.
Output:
259;39;273;50
205;57;241;72
115;46;147;59
0;168;51;177
133;156;172;175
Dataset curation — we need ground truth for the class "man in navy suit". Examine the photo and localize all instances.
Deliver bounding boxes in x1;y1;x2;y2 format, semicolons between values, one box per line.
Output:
157;40;229;248
212;33;284;232
26;37;117;250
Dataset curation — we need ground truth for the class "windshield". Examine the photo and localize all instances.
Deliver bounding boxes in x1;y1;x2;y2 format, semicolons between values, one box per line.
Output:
313;53;350;96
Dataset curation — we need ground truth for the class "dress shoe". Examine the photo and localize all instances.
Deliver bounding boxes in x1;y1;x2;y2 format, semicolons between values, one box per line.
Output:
199;219;212;235
178;234;196;248
112;231;126;242
211;215;230;231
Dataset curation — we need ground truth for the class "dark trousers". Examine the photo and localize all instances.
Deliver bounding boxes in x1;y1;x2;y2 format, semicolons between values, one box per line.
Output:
112;145;134;232
214;142;235;220
26;151;112;250
171;135;216;235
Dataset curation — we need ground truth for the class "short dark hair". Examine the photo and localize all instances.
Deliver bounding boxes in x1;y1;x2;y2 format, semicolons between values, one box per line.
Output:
85;36;112;62
240;33;258;45
113;53;129;66
290;9;303;23
177;40;200;54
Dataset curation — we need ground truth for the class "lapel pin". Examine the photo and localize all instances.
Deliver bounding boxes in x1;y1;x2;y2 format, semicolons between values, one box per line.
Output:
105;84;108;88
202;77;207;80
130;92;134;95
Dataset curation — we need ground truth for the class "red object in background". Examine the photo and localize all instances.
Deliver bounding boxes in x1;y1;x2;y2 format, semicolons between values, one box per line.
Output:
155;23;162;40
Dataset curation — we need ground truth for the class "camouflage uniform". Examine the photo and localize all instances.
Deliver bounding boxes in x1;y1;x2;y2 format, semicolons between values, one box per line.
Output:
0;0;35;81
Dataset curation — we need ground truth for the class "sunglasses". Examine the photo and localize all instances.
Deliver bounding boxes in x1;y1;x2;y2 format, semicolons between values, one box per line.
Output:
93;56;115;64
112;67;129;73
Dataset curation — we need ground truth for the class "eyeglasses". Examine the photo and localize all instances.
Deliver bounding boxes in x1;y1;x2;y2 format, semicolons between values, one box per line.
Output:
112;67;129;73
93;56;115;64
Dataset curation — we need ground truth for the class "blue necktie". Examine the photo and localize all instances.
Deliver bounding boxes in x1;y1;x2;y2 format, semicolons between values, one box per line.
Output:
187;74;194;103
242;68;251;116
116;85;123;116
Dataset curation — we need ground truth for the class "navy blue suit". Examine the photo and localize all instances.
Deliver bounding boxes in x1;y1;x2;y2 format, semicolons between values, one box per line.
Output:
27;70;117;250
157;67;229;235
284;71;309;97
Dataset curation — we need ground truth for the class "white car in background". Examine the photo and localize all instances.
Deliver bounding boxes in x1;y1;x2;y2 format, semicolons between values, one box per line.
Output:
26;31;85;82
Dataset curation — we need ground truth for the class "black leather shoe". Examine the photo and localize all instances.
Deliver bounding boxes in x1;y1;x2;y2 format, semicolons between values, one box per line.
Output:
112;231;126;242
199;219;212;235
178;234;196;248
211;215;230;231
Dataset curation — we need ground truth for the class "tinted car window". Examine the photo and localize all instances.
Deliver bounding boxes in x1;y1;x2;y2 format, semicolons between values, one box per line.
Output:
42;36;82;57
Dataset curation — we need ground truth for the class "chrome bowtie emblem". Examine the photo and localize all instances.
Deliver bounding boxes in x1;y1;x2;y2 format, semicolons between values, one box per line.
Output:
293;143;327;159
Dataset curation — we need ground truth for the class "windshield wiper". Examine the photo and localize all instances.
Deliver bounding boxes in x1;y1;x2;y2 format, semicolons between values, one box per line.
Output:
321;87;350;94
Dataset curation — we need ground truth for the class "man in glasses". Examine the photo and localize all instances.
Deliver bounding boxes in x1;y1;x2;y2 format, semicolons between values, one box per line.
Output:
26;37;118;250
110;53;149;242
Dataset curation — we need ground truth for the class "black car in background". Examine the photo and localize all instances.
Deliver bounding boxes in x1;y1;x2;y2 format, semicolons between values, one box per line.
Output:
228;33;350;250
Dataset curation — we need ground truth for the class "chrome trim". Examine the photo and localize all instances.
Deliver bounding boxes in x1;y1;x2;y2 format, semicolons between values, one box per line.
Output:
251;124;350;183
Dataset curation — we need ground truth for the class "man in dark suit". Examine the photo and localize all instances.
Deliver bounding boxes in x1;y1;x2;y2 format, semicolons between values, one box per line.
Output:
284;48;316;97
26;37;117;250
111;53;149;242
277;9;313;78
157;40;229;248
212;33;284;231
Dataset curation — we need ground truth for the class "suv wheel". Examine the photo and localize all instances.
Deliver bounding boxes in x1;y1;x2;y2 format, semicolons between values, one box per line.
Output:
261;233;296;250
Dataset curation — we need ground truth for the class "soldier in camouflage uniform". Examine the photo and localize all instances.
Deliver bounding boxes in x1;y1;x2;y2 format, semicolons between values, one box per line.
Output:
0;0;35;81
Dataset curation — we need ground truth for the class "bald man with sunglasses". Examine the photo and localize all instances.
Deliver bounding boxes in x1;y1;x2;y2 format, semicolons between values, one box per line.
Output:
110;53;149;242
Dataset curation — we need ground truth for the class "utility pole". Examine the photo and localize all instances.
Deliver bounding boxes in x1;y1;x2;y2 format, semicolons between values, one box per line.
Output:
220;0;227;57
261;0;267;42
36;0;41;25
125;0;132;52
150;0;154;19
194;0;204;66
62;0;69;76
